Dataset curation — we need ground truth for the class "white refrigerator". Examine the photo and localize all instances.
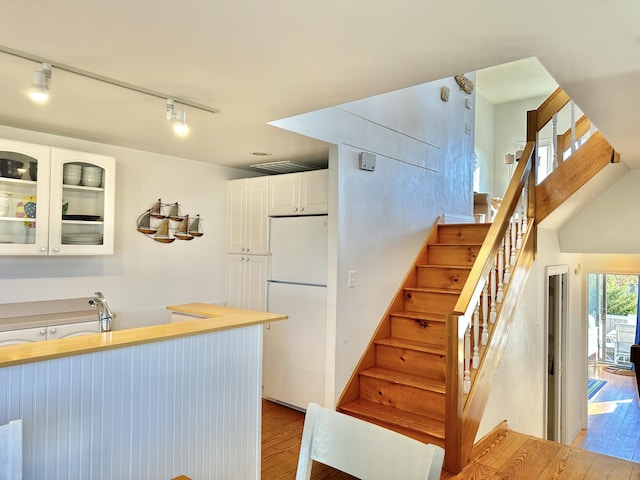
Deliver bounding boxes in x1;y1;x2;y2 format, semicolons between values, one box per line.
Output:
263;215;328;410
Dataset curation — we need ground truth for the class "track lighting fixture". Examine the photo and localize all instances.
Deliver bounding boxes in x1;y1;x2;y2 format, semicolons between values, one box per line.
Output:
1;46;219;134
29;62;52;103
166;99;189;136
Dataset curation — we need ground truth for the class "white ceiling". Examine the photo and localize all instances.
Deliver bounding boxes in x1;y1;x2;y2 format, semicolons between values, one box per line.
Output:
1;1;640;171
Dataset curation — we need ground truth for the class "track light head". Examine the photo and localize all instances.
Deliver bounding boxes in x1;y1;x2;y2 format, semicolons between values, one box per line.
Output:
166;98;189;136
29;63;52;103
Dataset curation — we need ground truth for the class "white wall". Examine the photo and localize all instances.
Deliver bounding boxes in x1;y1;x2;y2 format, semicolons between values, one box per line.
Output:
477;228;585;442
0;125;250;322
560;171;640;253
474;93;495;195
493;96;547;197
332;78;474;401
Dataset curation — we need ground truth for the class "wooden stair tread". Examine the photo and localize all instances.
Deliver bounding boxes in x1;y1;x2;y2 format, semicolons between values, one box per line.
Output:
375;337;446;356
390;311;447;322
403;286;459;295
430;243;483;247
416;264;472;270
339;398;445;440
360;366;446;393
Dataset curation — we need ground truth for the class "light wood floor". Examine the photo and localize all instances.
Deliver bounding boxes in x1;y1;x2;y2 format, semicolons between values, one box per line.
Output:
571;364;640;462
262;395;640;480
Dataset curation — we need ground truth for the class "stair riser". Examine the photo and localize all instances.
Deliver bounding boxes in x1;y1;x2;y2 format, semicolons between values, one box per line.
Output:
404;290;457;314
359;376;445;421
390;316;446;346
338;411;445;448
428;245;481;266
437;225;489;244
376;344;445;381
416;266;470;290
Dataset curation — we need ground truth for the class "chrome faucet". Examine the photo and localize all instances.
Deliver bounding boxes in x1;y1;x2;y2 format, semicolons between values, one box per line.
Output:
89;292;113;332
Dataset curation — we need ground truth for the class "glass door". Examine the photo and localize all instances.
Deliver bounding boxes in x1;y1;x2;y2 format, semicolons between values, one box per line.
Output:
588;273;638;367
0;140;51;255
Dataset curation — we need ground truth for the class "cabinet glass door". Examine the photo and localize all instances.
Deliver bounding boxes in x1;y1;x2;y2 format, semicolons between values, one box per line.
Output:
0;140;51;254
49;148;115;255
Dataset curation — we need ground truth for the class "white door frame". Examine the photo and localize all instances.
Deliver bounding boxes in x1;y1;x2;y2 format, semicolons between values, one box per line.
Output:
544;265;569;443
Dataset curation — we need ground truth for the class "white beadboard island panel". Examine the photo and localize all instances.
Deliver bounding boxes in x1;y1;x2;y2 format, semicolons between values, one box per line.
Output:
0;324;263;480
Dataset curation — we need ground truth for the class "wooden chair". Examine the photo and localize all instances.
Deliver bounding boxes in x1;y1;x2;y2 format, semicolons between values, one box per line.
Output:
295;403;444;480
0;419;22;479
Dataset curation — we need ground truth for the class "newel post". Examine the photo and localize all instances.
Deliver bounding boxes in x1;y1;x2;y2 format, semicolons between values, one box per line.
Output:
526;110;537;257
444;312;464;473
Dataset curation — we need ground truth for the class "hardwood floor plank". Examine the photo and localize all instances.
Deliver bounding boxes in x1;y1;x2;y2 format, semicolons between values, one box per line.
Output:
476;431;529;469
573;365;640;462
492;439;561;479
537;446;595;480
582;454;636;480
262;398;639;480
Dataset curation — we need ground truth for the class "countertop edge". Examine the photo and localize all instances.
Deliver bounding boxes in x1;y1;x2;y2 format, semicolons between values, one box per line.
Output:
0;304;287;368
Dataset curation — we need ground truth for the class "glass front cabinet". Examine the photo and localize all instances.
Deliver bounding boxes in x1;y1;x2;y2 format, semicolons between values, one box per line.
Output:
0;139;115;255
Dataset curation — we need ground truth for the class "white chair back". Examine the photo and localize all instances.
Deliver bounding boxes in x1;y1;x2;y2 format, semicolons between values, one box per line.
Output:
295;403;444;480
0;419;22;480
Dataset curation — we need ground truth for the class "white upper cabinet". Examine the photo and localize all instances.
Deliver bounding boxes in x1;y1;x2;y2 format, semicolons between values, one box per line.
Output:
268;170;328;216
50;148;116;255
0;139;116;255
226;176;269;255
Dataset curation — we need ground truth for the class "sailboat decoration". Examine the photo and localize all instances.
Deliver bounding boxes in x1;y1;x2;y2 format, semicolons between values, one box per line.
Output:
167;202;184;221
136;199;204;243
154;219;175;243
174;214;193;240
150;199;165;219
188;214;204;237
136;209;157;234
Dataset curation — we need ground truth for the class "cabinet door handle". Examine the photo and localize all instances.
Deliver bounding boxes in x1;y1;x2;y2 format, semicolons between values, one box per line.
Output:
49;327;56;334
39;329;46;336
300;207;304;212
53;247;60;253
40;247;47;253
246;248;250;252
293;207;298;212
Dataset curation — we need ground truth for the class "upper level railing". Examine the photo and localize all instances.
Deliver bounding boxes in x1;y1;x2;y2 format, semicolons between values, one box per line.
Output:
533;87;596;184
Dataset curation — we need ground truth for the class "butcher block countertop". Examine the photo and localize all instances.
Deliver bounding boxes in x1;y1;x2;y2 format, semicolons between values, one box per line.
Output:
0;303;287;368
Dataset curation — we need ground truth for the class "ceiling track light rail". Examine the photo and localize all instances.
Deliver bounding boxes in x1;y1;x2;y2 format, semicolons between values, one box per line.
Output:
0;44;219;115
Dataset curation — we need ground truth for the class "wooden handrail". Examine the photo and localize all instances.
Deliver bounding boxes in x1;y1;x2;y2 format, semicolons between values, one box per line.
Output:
444;141;536;473
536;87;570;131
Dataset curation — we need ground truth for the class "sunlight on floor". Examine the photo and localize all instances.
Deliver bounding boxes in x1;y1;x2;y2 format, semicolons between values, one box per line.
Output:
587;398;633;415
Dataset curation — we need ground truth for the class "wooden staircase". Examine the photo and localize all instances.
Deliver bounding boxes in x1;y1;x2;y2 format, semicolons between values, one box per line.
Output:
337;86;621;474
338;222;490;448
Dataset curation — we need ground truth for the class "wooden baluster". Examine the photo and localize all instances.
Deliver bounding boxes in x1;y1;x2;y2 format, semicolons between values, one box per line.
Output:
482;282;489;345
552;113;559;168
473;301;480;369
510;214;517;266
520;186;528;237
464;323;471;394
571;100;577;155
496;247;504;303
503;227;511;285
490;260;497;322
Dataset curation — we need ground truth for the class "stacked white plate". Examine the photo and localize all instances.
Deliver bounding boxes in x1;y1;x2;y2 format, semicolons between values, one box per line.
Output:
62;233;103;245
